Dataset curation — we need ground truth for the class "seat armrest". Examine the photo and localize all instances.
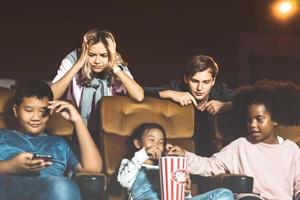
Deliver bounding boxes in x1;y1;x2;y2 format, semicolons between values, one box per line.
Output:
191;174;253;194
74;173;106;200
191;174;224;194
223;174;253;193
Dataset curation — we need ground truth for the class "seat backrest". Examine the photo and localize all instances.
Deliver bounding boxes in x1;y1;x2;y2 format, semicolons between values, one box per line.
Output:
0;89;73;136
99;96;195;199
0;79;16;90
275;125;300;147
0;88;15;129
208;111;248;152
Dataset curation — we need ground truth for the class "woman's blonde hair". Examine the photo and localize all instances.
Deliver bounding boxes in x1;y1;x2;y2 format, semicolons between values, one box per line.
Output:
79;29;127;85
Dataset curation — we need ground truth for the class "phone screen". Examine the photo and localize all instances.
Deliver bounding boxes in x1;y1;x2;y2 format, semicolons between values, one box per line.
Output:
32;154;53;162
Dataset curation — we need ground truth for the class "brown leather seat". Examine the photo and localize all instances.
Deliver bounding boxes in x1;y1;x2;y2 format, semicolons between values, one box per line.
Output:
275;125;300;147
208;111;248;152
0;88;15;129
99;96;195;200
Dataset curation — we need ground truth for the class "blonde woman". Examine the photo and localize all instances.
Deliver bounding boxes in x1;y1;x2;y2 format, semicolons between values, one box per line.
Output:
51;29;144;137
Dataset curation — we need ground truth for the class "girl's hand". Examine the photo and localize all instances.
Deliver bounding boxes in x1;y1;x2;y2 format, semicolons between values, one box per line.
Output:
166;145;186;157
145;146;162;160
184;173;192;197
10;152;52;173
165;143;174;152
48;100;81;123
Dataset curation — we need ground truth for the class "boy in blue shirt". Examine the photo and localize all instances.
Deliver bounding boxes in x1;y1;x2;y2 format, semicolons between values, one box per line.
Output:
0;80;102;200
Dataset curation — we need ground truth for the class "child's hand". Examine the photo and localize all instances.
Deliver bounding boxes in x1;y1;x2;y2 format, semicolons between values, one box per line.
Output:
145;145;162;160
48;100;81;123
166;144;186;157
10;152;52;173
184;173;192;197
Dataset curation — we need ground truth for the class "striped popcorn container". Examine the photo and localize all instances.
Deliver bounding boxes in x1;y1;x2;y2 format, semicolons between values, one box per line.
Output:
159;156;187;200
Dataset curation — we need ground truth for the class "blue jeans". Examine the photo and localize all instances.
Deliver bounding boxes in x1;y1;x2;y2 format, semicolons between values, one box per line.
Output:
0;175;81;200
190;188;233;200
130;167;233;200
130;167;160;200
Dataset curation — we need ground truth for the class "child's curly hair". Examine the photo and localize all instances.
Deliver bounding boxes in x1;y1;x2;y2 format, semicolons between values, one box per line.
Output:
233;79;300;127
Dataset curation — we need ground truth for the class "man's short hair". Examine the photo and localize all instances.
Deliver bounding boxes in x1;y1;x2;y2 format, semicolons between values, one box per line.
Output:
184;55;219;79
14;80;53;106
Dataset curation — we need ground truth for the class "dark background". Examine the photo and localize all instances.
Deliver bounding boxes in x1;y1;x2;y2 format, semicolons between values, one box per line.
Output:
1;0;300;88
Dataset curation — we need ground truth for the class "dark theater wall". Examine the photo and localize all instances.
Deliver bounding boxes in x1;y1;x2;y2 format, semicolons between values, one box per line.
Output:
1;0;300;88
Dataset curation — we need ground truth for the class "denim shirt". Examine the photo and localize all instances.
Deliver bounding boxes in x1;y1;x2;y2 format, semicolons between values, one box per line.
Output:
0;128;79;177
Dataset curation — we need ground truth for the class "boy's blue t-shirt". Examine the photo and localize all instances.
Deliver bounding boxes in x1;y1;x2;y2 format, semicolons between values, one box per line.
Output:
0;128;79;177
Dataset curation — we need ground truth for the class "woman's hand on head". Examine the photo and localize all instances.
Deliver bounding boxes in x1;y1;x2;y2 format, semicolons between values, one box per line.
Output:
48;100;82;123
106;37;117;68
76;39;89;69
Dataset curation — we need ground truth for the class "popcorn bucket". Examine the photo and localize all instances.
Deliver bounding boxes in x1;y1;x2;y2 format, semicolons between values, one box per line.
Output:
159;156;187;200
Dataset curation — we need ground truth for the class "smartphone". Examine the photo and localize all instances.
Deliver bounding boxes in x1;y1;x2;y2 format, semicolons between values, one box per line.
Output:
32;154;53;162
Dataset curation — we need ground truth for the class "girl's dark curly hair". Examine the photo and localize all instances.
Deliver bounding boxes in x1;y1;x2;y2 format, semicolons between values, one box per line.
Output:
233;79;300;127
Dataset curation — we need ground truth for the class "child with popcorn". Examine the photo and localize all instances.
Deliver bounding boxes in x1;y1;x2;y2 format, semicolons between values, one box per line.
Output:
117;123;233;200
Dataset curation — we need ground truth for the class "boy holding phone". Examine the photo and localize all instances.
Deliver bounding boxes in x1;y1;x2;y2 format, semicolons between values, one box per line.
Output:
0;80;102;200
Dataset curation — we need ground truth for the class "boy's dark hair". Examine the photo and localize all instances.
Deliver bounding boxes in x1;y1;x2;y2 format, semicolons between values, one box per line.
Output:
127;123;167;157
14;80;53;106
184;55;219;79
233;79;300;127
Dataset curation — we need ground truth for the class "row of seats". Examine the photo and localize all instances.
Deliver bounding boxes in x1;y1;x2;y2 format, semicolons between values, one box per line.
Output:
1;87;299;200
